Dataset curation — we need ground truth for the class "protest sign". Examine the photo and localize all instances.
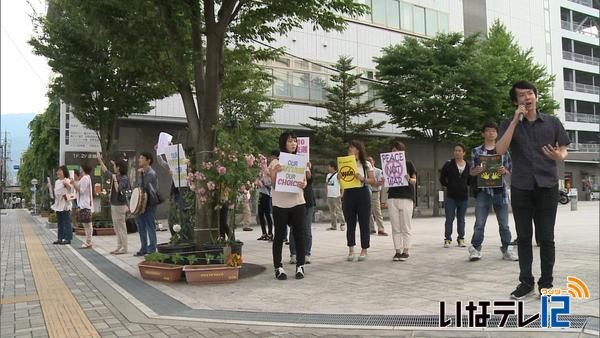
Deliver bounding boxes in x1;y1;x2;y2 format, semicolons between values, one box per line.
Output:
165;144;188;188
477;154;502;188
156;132;173;155
297;137;310;159
337;155;361;189
380;151;408;187
275;153;307;193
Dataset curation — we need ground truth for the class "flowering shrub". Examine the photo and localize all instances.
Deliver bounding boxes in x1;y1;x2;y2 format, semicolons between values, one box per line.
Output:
227;253;243;268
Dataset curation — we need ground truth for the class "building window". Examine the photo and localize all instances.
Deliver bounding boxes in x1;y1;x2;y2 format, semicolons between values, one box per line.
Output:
292;72;310;100
413;6;426;35
438;13;449;33
371;0;386;25
273;69;291;97
400;2;413;31
426;8;438;36
386;0;400;29
310;74;328;101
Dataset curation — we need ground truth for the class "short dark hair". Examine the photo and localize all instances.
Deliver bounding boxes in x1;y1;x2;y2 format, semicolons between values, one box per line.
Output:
81;164;92;175
510;80;538;104
454;143;466;152
115;160;128;176
73;169;80;177
480;121;498;133
140;152;153;165
391;140;406;151
58;166;70;179
278;131;297;154
328;161;337;170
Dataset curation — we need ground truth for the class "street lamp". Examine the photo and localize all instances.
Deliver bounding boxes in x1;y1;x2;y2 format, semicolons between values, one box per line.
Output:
31;178;38;214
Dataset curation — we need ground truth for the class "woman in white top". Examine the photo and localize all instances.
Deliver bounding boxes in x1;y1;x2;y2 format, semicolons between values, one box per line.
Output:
51;166;74;245
269;131;307;280
343;140;376;261
74;164;94;248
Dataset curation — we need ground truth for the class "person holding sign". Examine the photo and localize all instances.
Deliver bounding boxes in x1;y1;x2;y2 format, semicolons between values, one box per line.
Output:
51;166;74;245
385;141;417;261
269;131;307;280
340;140;375;262
468;121;517;263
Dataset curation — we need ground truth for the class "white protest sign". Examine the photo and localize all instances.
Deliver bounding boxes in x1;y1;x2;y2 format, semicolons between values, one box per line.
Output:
156;132;173;155
296;137;310;159
165;144;188;188
380;151;408;187
275;152;307;193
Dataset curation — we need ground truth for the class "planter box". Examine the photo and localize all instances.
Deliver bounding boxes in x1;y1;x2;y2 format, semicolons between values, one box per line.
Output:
157;241;196;254
75;227;86;236
138;261;182;282
93;228;115;236
183;264;239;283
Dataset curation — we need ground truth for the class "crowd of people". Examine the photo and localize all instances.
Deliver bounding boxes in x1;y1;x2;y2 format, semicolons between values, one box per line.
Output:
45;80;570;299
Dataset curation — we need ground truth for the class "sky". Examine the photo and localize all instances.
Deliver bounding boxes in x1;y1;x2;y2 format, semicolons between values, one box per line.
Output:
1;0;50;116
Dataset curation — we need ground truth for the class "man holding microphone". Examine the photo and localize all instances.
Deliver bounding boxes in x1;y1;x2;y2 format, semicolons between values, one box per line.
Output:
495;81;570;300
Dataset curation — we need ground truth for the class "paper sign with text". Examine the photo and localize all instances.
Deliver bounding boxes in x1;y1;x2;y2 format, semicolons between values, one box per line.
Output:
380;151;408;187
156;132;173;155
165;144;188;188
296;137;310;159
275;152;307;193
337;155;361;189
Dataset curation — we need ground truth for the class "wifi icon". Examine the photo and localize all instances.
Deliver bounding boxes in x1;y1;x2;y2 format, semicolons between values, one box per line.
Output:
566;276;590;299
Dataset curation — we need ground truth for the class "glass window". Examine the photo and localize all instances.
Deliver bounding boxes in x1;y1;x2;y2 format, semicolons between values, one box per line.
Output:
386;0;400;29
400;2;412;31
292;72;310;100
372;0;386;25
413;6;426;35
438;13;449;33
272;58;290;68
425;8;437;36
294;60;309;70
273;69;291;97
352;0;372;22
310;74;328;101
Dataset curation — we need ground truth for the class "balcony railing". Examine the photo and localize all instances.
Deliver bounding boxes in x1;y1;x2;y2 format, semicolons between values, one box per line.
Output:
566;111;600;124
562;50;600;66
561;20;600;37
571;143;600;153
567;0;593;7
564;81;600;95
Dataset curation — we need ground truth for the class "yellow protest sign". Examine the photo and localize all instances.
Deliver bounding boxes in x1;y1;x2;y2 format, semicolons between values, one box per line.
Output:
337;155;361;189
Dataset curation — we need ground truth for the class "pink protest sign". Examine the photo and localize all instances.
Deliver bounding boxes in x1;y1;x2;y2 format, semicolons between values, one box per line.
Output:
380;151;408;187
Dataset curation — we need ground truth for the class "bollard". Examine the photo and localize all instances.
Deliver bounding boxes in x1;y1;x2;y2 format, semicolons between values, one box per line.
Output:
569;188;578;211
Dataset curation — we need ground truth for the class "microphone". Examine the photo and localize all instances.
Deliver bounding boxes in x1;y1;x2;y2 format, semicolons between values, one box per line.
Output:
518;102;526;123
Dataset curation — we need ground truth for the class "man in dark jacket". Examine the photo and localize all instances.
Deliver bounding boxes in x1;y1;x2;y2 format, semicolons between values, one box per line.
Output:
440;143;471;248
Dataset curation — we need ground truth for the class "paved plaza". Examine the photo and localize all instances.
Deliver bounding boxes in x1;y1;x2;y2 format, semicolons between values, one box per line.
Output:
0;202;598;337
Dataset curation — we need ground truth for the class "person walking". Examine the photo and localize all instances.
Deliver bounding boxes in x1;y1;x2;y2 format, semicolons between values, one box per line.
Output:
238;188;254;232
386;141;417;261
134;152;160;256
467;122;518;262
74;164;94;248
269;131;307;280
325;162;345;231
343;140;375;262
440;143;471;248
290;161;315;264
496;81;570;299
367;156;387;236
51;166;74;245
98;153;130;254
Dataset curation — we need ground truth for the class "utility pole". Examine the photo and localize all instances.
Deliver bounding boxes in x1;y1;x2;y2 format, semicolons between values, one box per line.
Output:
0;131;9;209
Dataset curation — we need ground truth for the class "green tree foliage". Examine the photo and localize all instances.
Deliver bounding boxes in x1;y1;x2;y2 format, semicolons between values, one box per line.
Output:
302;56;385;158
29;0;171;155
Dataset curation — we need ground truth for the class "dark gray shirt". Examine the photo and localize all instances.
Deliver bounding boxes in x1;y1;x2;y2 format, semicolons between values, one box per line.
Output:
499;112;570;190
104;170;130;206
136;166;158;194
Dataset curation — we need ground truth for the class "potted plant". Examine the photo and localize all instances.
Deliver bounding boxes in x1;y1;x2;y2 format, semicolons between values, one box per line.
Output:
182;253;242;283
138;252;183;282
47;212;58;229
93;220;115;236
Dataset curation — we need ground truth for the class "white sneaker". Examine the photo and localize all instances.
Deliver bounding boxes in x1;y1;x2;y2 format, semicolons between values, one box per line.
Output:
289;255;297;264
295;265;305;279
275;267;287;280
305;255;311;264
502;247;518;261
468;245;482;261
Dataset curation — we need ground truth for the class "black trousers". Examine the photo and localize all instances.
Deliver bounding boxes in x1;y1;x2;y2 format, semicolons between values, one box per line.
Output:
343;187;371;249
219;206;230;238
511;185;558;289
272;204;306;269
258;193;273;235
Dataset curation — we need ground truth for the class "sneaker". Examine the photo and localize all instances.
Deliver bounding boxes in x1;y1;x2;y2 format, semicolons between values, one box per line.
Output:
443;240;451;248
289;255;297;264
284;239;289;245
468;245;482;261
398;253;409;261
510;283;534;300
340;225;345;231
370;230;377;235
510;239;518;246
326;227;337;231
502;247;519;261
392;253;402;261
457;239;466;247
295;266;305;279
305;255;311;264
275;267;287;280
378;231;389;236
243;227;253;231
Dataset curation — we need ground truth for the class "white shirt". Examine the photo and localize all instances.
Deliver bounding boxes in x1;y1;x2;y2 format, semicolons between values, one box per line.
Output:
77;175;93;210
326;172;341;198
355;160;374;188
368;167;383;192
51;179;72;212
457;162;466;174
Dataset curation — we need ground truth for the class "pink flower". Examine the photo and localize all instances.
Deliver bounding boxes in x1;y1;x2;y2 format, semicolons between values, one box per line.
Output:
217;166;227;175
202;162;213;170
245;154;256;167
198;187;206;195
207;181;216;190
194;172;205;181
187;172;194;180
199;196;208;204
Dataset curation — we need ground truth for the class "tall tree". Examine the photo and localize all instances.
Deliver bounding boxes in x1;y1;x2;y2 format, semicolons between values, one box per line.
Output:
375;33;481;215
29;0;171;156
302;56;385;158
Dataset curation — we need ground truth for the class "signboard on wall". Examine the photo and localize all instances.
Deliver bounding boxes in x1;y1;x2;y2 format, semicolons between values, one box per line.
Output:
59;102;101;165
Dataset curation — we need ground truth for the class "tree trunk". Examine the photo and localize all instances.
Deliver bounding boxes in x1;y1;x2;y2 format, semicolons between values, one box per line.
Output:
432;131;440;217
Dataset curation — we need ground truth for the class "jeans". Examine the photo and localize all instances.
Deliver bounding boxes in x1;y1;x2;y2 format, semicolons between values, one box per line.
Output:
511;185;558;289
290;206;314;257
258;193;273;235
56;211;73;241
136;205;157;253
273;205;306;269
470;192;511;252
343;187;371;249
444;197;468;241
